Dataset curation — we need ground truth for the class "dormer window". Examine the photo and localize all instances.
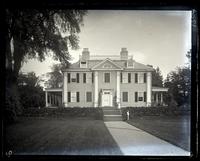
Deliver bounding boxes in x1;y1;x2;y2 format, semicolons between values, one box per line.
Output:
127;59;134;68
80;61;87;68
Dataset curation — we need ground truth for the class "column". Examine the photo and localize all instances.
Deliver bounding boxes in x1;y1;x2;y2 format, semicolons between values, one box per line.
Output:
161;92;163;103
147;72;152;106
45;91;48;107
63;72;68;107
116;71;121;109
94;71;98;107
156;93;159;104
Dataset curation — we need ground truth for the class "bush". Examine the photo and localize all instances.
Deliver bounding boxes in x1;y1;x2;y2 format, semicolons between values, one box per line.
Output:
5;86;23;124
121;105;190;120
21;107;103;120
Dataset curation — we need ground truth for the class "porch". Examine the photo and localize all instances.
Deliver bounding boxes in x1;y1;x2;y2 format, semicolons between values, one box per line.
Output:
45;88;63;107
152;86;168;106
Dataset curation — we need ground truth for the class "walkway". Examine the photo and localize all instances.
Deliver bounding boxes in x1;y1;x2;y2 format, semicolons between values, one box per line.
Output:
104;121;190;156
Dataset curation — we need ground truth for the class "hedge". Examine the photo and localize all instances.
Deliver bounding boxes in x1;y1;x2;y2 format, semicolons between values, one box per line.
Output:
121;106;191;121
21;107;103;120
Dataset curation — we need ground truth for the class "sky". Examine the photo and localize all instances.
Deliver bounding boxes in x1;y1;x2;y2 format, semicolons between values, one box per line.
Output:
21;10;191;80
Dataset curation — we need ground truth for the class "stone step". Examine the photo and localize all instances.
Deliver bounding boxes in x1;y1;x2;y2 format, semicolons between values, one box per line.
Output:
104;115;123;121
103;110;121;115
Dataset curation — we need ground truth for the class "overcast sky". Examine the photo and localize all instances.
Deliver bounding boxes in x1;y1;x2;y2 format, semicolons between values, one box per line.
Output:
21;10;191;79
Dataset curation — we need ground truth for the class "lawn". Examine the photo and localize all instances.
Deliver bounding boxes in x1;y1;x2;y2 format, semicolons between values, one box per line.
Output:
127;115;190;152
5;117;122;155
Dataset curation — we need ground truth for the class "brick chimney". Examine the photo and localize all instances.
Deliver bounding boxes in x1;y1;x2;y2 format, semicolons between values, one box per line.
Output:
82;48;90;60
120;48;128;60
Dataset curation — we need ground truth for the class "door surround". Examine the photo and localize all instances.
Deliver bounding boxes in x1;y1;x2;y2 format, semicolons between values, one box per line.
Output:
101;89;113;107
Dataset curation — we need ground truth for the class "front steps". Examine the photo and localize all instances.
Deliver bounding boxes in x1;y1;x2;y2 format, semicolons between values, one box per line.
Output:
102;107;122;121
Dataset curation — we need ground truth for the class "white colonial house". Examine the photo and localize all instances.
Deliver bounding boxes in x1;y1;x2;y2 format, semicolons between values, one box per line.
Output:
45;48;168;108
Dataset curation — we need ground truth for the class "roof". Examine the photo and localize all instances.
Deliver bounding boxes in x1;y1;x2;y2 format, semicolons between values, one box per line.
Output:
62;57;154;72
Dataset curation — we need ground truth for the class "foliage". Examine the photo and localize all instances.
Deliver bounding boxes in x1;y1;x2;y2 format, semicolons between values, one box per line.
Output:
121;106;191;120
21;107;103;120
152;66;163;87
164;66;191;106
45;62;69;88
18;72;45;108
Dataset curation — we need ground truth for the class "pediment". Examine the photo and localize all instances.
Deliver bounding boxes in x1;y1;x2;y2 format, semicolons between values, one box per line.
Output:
91;58;123;70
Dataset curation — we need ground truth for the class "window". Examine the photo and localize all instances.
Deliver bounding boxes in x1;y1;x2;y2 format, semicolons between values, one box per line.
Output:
76;73;79;83
144;73;147;83
135;73;138;83
71;92;77;102
77;92;80;102
71;73;77;82
68;73;71;83
138;73;144;83
104;73;110;83
122;92;128;102
80;61;87;68
83;73;86;83
138;92;143;101
86;92;92;102
128;73;131;83
122;73;128;83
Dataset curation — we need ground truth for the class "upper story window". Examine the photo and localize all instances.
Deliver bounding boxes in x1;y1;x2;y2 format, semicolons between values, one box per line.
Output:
80;61;87;68
135;73;146;84
121;73;131;83
138;73;144;83
104;73;110;83
68;73;79;83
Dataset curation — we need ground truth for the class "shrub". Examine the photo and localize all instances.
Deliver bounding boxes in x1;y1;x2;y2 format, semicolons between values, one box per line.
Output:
5;86;23;124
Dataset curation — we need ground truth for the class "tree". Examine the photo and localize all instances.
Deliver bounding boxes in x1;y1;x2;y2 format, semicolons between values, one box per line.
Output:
152;67;163;87
18;72;45;109
45;62;70;88
5;9;87;122
164;51;191;107
6;9;87;85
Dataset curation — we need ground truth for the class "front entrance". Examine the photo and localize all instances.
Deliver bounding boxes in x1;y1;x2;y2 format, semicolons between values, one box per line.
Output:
102;90;113;107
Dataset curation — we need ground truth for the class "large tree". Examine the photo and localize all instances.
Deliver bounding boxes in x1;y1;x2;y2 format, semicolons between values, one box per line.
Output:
152;67;163;87
5;9;87;122
6;9;87;85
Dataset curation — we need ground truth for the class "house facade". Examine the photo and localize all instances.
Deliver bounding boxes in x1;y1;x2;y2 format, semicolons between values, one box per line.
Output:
45;48;168;108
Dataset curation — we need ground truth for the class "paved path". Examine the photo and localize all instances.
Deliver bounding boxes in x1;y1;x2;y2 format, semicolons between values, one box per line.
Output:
104;121;190;156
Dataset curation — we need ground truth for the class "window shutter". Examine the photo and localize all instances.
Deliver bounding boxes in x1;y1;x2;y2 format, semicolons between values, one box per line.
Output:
83;73;86;83
120;73;122;83
144;92;147;102
144;73;147;83
92;73;94;83
135;92;138;102
76;73;79;83
135;73;138;83
128;73;131;83
68;73;71;83
77;92;80;102
68;92;71;102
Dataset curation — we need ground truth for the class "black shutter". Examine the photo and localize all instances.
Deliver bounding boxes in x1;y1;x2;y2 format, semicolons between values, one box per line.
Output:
128;73;131;83
135;73;138;83
135;92;138;102
68;73;71;83
68;92;71;102
83;73;86;83
120;73;122;83
144;73;147;83
76;92;80;102
92;73;94;83
144;92;146;102
76;73;79;83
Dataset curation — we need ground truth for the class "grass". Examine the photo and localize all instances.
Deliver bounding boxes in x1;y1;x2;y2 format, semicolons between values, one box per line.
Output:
127;115;190;152
5;117;122;155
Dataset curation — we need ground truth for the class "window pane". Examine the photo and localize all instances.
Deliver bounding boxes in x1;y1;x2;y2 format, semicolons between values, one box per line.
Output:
86;92;92;102
105;73;110;83
123;92;128;102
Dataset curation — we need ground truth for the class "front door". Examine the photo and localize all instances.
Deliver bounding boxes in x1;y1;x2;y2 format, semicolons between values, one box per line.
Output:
102;90;113;107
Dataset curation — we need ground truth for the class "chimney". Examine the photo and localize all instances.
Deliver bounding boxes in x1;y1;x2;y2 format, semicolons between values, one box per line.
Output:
120;48;128;60
82;48;90;60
